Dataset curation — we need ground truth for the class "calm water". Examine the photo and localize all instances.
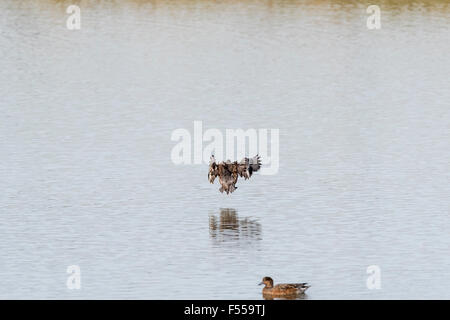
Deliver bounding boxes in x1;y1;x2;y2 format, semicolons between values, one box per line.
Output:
1;0;449;299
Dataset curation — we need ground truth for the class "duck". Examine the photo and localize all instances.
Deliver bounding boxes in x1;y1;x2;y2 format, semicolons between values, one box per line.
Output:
259;276;310;296
208;155;261;194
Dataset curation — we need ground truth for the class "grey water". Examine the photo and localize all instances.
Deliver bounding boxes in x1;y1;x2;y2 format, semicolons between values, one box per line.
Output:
0;0;449;299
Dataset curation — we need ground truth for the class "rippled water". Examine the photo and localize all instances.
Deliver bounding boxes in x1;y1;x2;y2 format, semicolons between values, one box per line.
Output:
1;0;449;299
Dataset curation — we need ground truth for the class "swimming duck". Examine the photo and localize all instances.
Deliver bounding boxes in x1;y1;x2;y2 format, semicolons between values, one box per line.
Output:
259;276;310;296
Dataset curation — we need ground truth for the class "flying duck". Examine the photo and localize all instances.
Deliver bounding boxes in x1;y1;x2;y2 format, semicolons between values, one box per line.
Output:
208;155;261;194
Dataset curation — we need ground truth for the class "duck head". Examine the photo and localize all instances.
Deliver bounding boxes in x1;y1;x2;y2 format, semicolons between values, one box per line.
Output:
259;276;274;288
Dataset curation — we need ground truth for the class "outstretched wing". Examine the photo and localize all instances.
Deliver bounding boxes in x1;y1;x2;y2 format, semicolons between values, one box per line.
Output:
248;155;261;176
208;156;218;183
238;155;261;179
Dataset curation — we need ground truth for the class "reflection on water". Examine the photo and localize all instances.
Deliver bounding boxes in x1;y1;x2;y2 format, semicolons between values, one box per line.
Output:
209;208;262;244
262;293;308;300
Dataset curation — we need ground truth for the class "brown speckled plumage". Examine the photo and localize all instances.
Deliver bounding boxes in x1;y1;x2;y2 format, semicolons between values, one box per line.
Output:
259;277;310;296
208;155;261;194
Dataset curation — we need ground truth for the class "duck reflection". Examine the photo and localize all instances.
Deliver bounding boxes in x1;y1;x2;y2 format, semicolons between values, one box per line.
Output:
262;293;308;300
209;208;261;243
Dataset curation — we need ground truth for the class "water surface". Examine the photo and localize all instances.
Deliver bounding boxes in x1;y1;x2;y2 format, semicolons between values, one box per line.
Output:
0;0;449;299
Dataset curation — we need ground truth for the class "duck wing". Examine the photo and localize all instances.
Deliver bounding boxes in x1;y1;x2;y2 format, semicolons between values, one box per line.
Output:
277;283;310;293
292;283;310;289
238;155;261;179
208;156;218;183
